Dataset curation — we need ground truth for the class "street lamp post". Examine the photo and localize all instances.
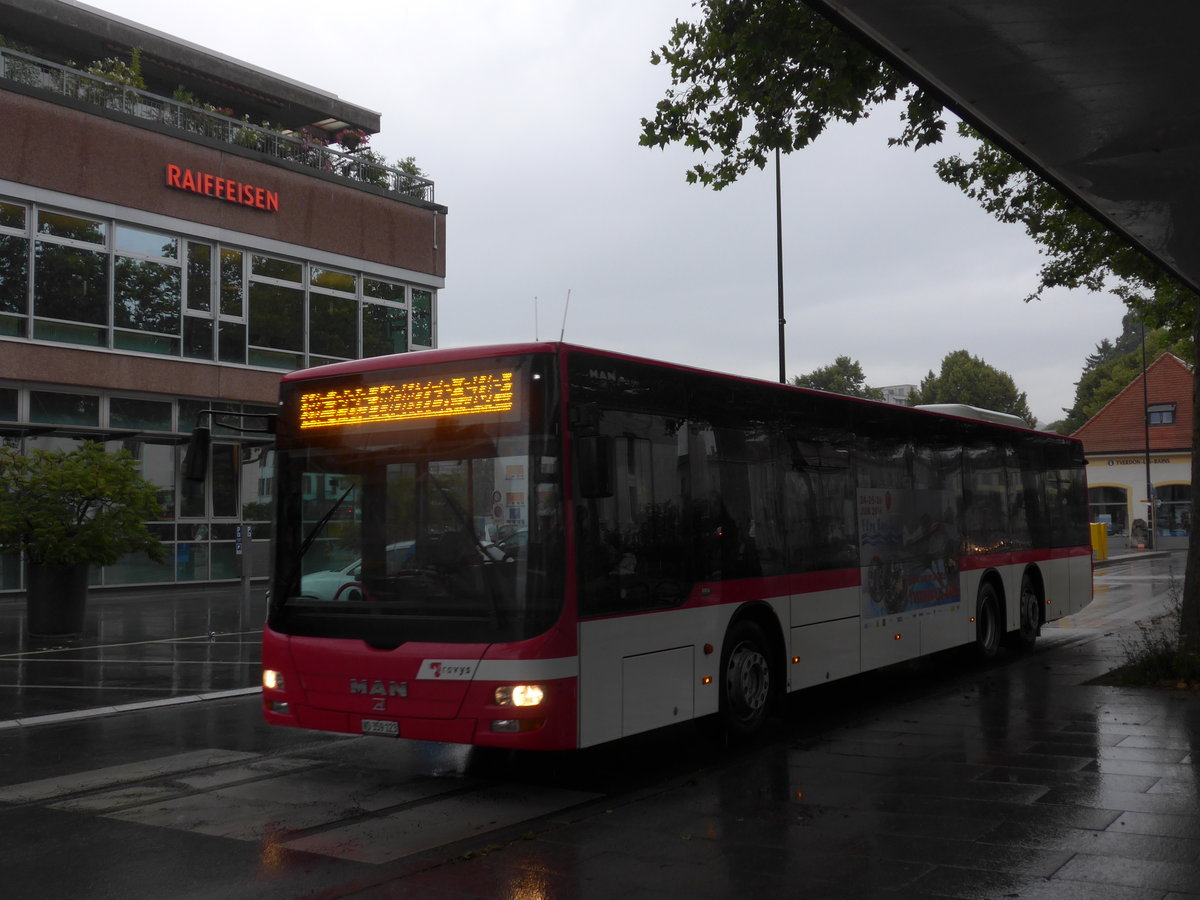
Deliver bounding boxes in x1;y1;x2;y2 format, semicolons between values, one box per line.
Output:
775;148;786;384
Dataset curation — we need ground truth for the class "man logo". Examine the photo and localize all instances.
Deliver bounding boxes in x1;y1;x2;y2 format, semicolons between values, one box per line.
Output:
349;679;408;697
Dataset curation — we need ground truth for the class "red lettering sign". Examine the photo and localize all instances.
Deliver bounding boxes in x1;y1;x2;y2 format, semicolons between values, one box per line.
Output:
164;164;279;213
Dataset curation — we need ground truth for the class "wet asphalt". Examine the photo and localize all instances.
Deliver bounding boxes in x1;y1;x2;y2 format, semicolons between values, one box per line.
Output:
0;555;1197;899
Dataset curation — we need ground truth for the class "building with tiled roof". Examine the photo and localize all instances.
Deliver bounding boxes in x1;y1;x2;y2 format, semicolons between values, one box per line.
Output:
1072;353;1192;550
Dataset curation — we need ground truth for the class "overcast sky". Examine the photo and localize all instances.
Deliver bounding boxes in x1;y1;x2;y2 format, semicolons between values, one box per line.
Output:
85;0;1130;426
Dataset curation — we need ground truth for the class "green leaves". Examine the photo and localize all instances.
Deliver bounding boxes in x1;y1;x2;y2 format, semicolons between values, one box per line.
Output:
909;350;1035;427
792;355;884;399
0;442;167;567
640;0;944;189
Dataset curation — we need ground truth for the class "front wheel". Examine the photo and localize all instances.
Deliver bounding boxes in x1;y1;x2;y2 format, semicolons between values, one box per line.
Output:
975;582;1002;659
720;620;773;737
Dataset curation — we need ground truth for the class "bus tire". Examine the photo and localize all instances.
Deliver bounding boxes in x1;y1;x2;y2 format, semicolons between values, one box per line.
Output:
975;581;1002;659
1011;573;1040;652
720;619;772;737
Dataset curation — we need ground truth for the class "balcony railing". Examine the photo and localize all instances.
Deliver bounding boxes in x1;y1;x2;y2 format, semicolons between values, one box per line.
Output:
0;46;434;203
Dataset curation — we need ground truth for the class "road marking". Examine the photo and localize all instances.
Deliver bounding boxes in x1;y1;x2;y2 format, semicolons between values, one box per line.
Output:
0;749;260;803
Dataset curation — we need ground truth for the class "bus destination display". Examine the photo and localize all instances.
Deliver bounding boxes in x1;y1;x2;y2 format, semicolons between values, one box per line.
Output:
299;371;515;429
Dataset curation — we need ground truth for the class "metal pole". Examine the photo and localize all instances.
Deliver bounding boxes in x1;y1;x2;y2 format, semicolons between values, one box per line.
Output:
1141;318;1155;550
775;148;786;384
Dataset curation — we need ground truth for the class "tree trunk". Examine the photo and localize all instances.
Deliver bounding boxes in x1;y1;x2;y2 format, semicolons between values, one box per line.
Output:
1181;298;1200;652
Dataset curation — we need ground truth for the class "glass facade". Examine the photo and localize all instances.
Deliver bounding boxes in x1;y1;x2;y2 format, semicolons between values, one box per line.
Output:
0;195;436;369
0;387;276;590
0;193;440;591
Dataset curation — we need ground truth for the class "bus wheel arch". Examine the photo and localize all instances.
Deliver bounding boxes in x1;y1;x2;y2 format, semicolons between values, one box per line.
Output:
718;607;783;737
1009;566;1044;651
974;575;1005;659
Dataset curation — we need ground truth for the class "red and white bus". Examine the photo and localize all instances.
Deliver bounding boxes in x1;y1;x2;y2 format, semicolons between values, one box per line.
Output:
261;342;1092;750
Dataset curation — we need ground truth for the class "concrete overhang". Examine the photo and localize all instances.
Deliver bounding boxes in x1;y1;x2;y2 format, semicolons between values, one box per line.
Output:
806;0;1200;296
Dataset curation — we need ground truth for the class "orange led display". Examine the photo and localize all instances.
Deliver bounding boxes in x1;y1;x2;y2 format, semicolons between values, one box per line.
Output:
299;371;515;429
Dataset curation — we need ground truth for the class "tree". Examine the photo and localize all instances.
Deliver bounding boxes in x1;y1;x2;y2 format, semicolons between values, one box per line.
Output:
1058;325;1191;434
908;351;1035;426
640;0;1200;650
792;355;883;399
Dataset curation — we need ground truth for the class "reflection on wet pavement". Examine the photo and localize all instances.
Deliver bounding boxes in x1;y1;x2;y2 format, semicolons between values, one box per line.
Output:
0;585;262;722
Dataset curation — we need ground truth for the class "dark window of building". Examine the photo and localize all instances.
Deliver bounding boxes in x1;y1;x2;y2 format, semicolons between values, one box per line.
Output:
184;317;214;359
187;242;211;311
309;294;356;360
30;390;99;426
252;254;301;283
114;256;181;336
248;282;303;368
1148;403;1176;425
111;396;172;431
220;248;243;316
364;278;405;303
0;387;16;421
412;288;432;345
33;242;108;345
310;267;356;294
0;201;25;230
37;210;105;245
0;233;29;335
363;302;407;356
219;321;246;364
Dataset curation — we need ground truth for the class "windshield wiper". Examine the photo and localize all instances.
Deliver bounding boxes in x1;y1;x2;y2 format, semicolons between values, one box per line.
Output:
278;484;356;605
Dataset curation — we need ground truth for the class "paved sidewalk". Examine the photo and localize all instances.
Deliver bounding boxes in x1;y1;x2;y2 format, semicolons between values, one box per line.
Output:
0;582;265;728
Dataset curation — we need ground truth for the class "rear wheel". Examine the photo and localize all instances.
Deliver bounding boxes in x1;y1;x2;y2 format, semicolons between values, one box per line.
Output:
1011;573;1041;651
720;620;773;737
975;582;1002;659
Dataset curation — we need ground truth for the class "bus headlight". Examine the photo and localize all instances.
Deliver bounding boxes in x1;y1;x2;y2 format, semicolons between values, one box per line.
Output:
494;684;545;707
263;669;285;691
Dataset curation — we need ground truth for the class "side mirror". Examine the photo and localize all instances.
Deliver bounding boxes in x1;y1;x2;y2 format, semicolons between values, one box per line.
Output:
183;426;211;482
577;434;614;499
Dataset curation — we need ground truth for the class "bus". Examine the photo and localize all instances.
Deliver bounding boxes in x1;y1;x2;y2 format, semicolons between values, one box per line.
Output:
261;341;1092;750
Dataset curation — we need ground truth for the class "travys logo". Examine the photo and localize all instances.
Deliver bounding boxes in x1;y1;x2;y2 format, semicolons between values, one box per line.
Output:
418;659;478;680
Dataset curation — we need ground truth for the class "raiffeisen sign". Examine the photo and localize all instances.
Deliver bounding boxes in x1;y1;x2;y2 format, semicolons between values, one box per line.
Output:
165;164;280;212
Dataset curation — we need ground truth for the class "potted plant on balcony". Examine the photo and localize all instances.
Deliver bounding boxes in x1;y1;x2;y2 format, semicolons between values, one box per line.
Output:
0;442;167;637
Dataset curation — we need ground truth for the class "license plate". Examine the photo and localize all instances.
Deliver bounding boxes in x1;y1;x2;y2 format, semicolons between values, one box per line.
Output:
361;718;399;737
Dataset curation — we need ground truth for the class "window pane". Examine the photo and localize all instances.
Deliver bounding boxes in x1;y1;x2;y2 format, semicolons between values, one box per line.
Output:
0;314;25;337
184;316;213;359
310;267;356;293
0;233;29;314
30;390;99;426
116;225;177;259
211;443;239;517
37;210;106;244
363;302;407;356
187;242;211;311
33;319;105;346
114;257;180;333
34;242;109;324
363;278;405;303
220;248;243;316
0;201;25;230
309;295;356;358
0;387;16;420
411;288;432;345
111;397;173;431
219;320;246;364
114;331;180;355
251;254;301;282
249;282;303;351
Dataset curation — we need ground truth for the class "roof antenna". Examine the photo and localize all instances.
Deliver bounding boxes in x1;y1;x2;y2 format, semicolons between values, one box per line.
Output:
559;289;572;342
534;296;539;341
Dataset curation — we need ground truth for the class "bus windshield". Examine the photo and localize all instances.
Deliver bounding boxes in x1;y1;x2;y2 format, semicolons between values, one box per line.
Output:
269;354;563;644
